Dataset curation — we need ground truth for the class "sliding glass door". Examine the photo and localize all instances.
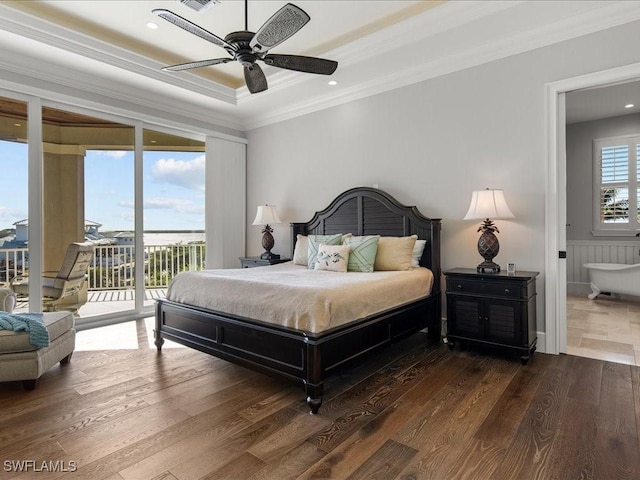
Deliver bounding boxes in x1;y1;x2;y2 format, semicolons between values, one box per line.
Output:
0;93;208;323
142;129;205;308
42;105;135;317
0;96;28;297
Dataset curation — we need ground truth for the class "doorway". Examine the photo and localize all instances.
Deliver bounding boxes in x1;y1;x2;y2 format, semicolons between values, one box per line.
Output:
565;89;640;365
546;62;640;364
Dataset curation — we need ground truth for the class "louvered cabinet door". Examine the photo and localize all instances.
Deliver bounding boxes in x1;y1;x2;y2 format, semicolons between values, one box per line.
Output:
444;268;538;364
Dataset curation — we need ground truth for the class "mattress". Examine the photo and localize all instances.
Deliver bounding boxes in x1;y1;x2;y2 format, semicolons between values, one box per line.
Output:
166;261;434;334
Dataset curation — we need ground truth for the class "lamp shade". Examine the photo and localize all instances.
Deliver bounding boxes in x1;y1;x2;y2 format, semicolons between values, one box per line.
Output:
252;205;281;226
464;189;514;220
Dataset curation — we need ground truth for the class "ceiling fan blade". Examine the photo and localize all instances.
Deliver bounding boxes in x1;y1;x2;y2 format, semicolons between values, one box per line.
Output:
249;3;310;52
244;63;268;94
262;54;338;75
162;58;232;72
153;9;236;51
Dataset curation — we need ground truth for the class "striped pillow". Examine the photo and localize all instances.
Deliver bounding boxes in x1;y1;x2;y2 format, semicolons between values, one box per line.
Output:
343;235;380;272
307;234;343;269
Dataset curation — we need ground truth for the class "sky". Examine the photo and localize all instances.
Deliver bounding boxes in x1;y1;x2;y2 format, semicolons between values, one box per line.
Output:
0;140;205;232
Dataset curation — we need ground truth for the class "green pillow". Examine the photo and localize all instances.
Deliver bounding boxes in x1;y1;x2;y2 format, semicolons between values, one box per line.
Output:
343;235;380;272
307;234;343;269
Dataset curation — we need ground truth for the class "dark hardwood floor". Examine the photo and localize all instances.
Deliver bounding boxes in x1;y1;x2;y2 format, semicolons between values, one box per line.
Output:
1;319;639;479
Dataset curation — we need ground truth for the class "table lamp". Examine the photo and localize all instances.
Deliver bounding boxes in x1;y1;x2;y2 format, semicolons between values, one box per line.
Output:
252;205;281;260
464;188;514;273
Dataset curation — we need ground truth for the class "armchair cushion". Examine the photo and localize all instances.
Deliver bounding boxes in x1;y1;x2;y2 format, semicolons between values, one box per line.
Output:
0;289;15;313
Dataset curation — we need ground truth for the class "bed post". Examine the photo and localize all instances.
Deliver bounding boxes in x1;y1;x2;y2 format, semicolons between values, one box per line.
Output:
428;218;442;343
304;339;323;414
427;296;442;343
154;301;165;352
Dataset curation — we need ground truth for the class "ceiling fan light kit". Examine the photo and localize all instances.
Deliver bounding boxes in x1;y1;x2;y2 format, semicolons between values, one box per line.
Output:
154;1;338;94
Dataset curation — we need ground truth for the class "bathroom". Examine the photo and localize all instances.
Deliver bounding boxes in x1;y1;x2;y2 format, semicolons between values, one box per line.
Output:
565;82;640;366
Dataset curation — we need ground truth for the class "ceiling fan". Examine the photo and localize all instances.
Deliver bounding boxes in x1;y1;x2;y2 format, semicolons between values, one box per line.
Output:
152;1;338;94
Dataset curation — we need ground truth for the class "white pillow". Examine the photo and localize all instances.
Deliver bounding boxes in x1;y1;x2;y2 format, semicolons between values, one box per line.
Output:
412;239;427;267
314;244;350;272
293;234;309;266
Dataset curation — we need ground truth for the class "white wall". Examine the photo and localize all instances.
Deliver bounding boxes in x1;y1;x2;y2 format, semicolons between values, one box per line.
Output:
245;19;640;334
566;113;640;240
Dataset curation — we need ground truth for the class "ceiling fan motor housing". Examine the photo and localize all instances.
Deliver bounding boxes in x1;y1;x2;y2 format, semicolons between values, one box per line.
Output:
225;31;258;67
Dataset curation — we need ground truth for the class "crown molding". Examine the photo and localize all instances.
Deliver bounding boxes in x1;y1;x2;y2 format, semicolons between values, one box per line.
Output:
0;3;238;105
0;46;246;135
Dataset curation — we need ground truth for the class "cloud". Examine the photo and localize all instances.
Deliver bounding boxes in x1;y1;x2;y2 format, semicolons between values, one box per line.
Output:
94;150;129;159
151;155;205;191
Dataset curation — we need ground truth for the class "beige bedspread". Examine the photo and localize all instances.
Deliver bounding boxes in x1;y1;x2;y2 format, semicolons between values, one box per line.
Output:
166;262;434;334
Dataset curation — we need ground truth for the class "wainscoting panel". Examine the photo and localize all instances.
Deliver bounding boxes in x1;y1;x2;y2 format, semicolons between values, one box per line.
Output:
567;240;640;293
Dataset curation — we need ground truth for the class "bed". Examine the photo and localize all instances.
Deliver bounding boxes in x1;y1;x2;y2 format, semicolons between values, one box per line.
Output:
154;186;442;413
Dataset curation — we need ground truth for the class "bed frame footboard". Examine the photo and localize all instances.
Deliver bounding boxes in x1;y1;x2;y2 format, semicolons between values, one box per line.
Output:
155;294;440;414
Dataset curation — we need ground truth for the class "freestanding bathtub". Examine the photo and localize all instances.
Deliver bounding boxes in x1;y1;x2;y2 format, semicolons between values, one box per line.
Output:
583;263;640;299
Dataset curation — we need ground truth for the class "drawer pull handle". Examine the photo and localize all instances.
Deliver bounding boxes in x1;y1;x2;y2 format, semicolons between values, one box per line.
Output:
504;289;510;293
457;284;463;290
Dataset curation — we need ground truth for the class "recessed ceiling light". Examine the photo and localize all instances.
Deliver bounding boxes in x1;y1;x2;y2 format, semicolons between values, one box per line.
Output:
146;22;159;29
624;103;635;109
328;80;338;86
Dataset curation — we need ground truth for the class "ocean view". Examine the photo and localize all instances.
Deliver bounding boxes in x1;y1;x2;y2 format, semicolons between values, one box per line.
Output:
142;232;205;246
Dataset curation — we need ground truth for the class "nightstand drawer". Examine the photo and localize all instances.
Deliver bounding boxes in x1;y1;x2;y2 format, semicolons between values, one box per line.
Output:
241;258;264;268
446;279;523;299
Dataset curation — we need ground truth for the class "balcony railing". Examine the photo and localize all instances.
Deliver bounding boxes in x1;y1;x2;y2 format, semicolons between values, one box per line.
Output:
0;243;206;290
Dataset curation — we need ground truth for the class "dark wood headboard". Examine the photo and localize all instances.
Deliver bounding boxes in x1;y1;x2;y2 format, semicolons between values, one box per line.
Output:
290;187;442;294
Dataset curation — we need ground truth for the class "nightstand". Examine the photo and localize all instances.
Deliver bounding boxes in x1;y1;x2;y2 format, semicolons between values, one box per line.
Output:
444;268;538;364
239;256;291;268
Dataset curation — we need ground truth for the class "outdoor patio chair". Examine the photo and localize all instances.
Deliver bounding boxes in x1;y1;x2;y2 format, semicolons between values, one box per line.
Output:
9;242;94;313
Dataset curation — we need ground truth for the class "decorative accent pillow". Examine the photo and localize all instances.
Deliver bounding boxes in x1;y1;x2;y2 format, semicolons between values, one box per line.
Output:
374;235;418;271
343;235;380;272
314;244;350;272
411;239;427;267
293;234;309;266
307;233;343;269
